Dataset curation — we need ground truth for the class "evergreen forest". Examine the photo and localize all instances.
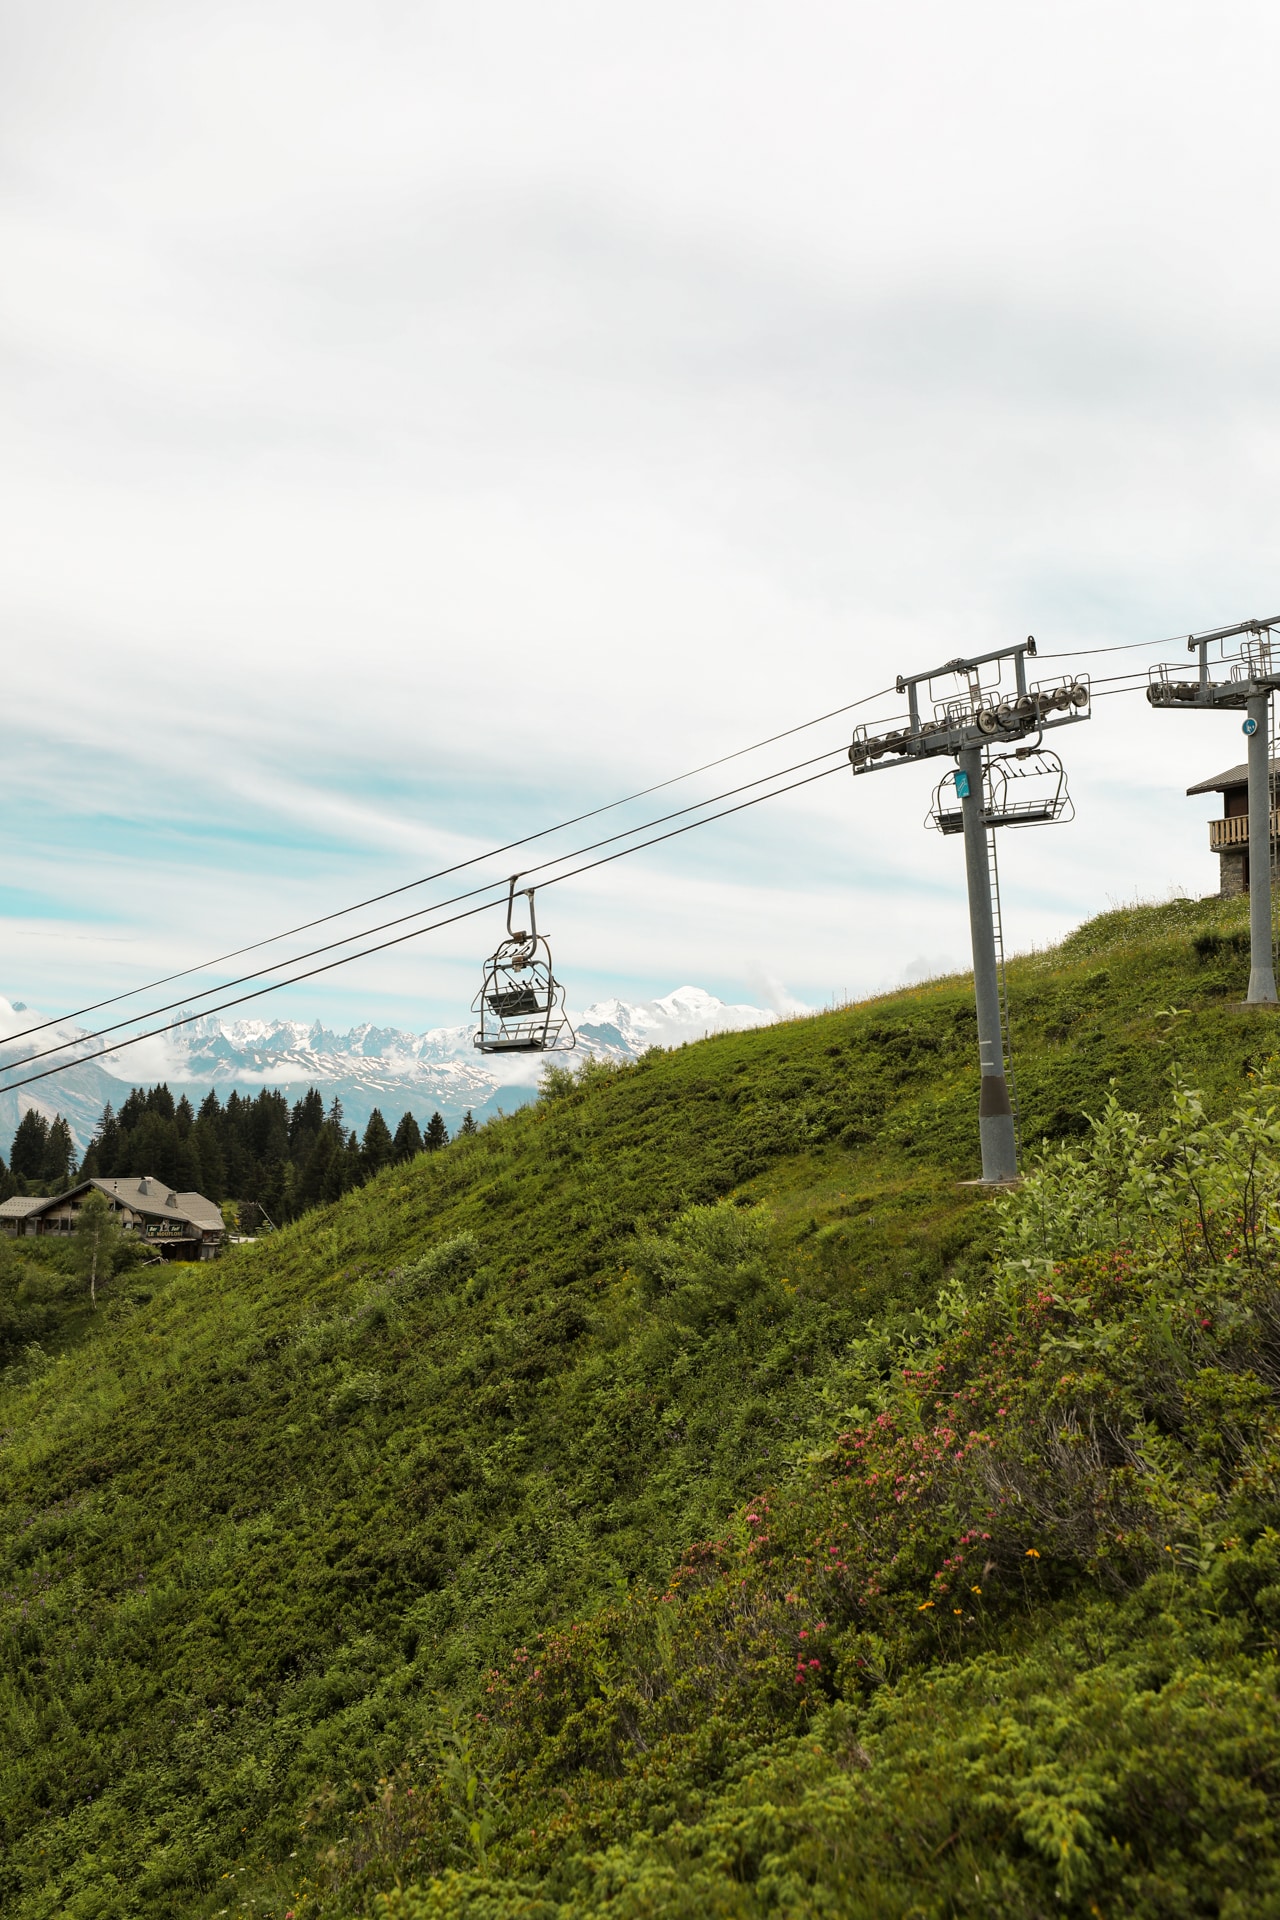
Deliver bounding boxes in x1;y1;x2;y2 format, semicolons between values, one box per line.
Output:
0;1087;465;1226
3;894;1280;1918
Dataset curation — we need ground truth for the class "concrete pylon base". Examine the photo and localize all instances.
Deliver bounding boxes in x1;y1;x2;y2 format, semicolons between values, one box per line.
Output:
978;1106;1018;1185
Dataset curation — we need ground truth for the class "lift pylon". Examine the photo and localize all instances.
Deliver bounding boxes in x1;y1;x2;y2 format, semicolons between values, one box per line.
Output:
1147;616;1280;1006
850;639;1091;1184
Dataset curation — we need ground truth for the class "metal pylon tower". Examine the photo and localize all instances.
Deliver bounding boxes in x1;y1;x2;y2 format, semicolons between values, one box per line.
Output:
1147;615;1280;1005
850;639;1089;1184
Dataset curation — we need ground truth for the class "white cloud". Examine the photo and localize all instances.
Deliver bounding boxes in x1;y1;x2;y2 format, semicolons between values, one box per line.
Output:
1;0;1276;1040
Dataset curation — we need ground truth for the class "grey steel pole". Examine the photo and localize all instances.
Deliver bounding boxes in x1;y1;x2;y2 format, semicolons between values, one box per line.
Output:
957;745;1018;1181
1246;693;1278;1003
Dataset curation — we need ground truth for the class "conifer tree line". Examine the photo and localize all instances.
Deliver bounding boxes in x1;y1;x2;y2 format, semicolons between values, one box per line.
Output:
0;1086;477;1223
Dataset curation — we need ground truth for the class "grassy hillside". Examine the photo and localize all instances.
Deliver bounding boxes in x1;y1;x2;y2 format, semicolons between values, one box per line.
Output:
1;892;1277;1919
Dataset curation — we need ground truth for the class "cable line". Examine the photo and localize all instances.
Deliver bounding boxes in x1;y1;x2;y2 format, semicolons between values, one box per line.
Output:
8;685;897;1045
6;612;1240;1087
0;741;851;1078
0;757;849;1096
1032;635;1185;660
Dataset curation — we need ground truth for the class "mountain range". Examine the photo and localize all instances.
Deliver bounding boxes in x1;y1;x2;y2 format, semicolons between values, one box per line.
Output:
0;986;780;1158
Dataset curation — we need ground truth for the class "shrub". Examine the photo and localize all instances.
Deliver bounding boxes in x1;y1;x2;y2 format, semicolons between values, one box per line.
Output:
401;1233;481;1294
451;1067;1280;1913
629;1201;781;1328
327;1369;383;1419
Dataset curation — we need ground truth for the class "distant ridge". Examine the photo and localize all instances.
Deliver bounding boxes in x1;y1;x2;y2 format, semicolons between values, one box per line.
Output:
0;987;779;1155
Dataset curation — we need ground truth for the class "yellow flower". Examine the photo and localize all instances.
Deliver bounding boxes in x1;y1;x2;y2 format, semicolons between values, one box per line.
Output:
1025;1548;1040;1559
917;1601;934;1611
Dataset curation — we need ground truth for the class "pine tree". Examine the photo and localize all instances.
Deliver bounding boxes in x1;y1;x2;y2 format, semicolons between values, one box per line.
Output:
40;1117;76;1189
425;1111;449;1152
362;1109;395;1177
0;1152;14;1203
9;1110;49;1182
298;1127;335;1209
460;1110;478;1136
127;1111;181;1188
290;1089;325;1152
86;1103;120;1180
392;1112;423;1162
175;1133;204;1194
192;1118;226;1200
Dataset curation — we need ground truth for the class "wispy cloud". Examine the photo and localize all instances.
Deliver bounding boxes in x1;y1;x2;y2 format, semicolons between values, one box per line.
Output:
1;0;1274;1036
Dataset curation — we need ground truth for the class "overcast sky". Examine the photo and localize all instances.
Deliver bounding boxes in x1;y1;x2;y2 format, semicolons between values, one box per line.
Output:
3;0;1278;1043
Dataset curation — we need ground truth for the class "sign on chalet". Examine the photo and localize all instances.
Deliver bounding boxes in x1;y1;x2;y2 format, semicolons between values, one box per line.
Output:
1187;758;1280;900
0;1175;225;1260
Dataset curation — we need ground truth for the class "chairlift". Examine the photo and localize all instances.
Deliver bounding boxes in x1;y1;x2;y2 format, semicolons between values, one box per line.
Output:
927;748;1073;836
472;878;576;1054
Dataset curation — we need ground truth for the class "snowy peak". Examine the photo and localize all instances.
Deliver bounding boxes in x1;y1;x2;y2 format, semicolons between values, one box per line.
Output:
0;986;784;1155
576;987;776;1056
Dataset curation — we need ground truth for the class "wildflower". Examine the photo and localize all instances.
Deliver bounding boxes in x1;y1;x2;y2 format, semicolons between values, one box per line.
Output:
917;1601;934;1611
971;1585;981;1594
1025;1548;1040;1559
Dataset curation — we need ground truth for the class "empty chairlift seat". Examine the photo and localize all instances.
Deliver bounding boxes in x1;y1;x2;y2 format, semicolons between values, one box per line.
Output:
472;879;576;1055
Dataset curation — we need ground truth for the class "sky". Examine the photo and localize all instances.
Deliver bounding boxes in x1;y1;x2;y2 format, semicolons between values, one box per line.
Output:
3;0;1279;1048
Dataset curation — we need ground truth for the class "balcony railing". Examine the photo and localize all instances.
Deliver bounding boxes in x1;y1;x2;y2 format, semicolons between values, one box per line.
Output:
1209;812;1280;851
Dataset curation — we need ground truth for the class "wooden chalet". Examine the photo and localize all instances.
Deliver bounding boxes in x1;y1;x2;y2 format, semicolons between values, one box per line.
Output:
0;1174;225;1260
1186;758;1280;900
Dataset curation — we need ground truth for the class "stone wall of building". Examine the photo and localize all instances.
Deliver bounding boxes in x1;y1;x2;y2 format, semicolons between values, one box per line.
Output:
1220;849;1248;899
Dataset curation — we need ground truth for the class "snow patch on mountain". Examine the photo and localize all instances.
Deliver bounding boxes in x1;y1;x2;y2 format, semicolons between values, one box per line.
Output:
0;986;785;1156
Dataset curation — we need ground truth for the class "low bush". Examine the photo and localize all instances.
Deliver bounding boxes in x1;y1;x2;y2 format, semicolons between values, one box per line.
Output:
373;1067;1280;1916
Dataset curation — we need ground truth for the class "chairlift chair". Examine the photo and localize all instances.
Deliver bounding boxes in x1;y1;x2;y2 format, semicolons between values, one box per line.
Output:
472;878;576;1054
928;748;1073;836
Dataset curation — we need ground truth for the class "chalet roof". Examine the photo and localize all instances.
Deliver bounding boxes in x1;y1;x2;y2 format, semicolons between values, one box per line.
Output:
0;1195;49;1219
93;1176;224;1232
1187;758;1280;797
2;1177;224;1234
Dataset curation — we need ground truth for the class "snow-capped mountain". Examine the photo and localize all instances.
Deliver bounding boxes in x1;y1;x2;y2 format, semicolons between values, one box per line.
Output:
0;987;780;1157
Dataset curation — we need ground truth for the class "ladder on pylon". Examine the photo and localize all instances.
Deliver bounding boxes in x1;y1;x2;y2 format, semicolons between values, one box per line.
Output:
1271;690;1279;987
988;823;1021;1151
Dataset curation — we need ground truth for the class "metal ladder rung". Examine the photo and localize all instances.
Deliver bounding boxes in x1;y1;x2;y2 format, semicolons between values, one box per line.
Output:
1272;690;1279;984
988;824;1021;1150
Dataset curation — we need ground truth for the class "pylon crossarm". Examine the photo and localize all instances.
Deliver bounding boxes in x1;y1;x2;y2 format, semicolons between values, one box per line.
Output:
851;673;1090;774
1148;617;1280;711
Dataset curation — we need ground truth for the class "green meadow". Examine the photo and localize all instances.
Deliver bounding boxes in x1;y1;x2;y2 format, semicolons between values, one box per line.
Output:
3;892;1279;1918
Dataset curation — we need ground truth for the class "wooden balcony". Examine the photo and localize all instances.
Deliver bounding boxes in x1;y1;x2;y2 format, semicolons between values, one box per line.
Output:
1209;813;1280;850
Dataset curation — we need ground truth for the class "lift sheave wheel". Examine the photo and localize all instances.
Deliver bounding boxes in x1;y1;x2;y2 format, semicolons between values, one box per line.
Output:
472;879;576;1055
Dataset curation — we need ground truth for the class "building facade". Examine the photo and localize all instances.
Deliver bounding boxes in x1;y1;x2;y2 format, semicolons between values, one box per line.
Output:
0;1174;225;1259
1186;759;1280;900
